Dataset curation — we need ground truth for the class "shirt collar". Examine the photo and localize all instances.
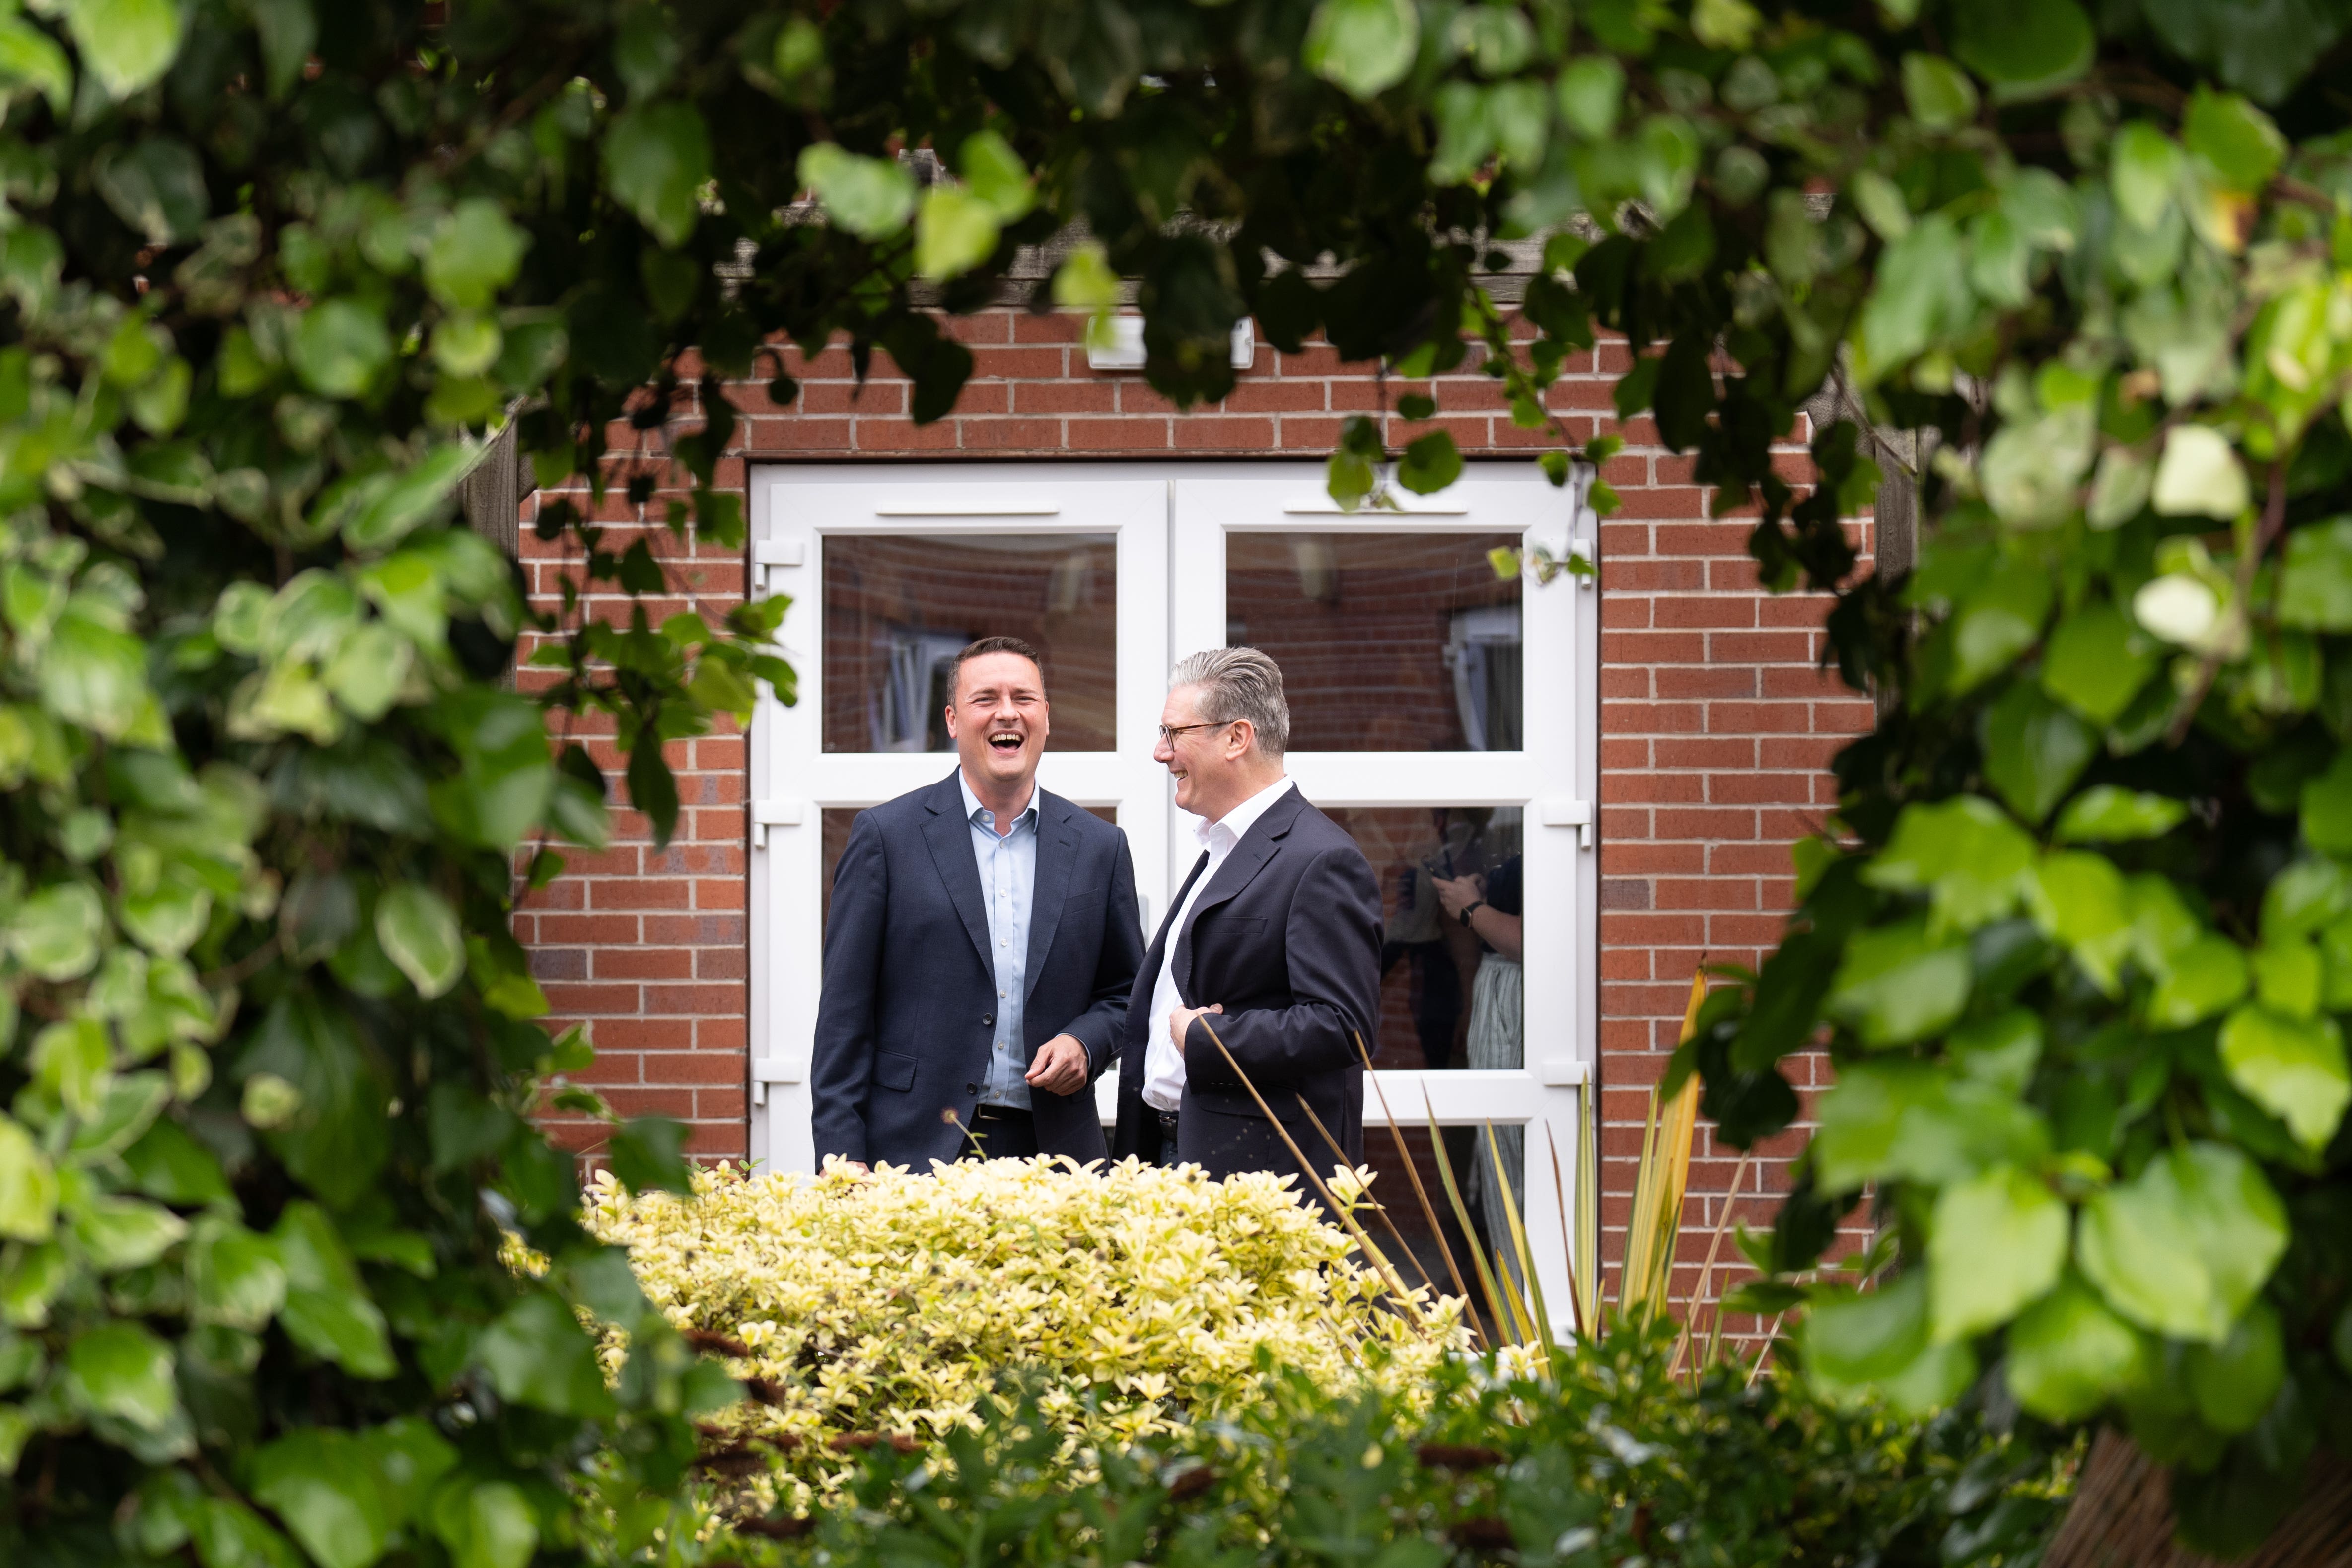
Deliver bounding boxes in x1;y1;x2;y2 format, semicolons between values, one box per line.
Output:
1196;774;1293;850
958;770;1038;834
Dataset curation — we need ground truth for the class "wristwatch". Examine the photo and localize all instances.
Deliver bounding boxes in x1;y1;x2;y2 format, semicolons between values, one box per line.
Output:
1457;900;1487;928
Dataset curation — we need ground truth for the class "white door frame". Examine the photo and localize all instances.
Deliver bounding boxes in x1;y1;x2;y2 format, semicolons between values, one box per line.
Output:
746;460;1599;1335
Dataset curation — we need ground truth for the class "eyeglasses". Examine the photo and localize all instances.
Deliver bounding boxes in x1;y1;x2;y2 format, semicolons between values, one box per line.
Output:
1156;719;1237;744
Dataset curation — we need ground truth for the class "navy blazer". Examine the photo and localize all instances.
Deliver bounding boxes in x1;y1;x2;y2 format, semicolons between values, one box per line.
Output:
1110;786;1383;1189
810;772;1145;1168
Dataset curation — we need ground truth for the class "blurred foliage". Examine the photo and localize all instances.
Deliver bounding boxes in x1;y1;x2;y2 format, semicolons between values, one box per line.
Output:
6;0;2352;1561
691;1324;2069;1568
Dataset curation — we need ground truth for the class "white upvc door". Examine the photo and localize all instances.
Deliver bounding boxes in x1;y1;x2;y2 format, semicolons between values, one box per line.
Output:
747;460;1598;1335
746;466;1171;1175
1169;463;1599;1334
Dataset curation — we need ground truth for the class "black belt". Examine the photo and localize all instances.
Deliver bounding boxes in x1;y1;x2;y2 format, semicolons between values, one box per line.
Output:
1156;1110;1180;1137
973;1104;1031;1122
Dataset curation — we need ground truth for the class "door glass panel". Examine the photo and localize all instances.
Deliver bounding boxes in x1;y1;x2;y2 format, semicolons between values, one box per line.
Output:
1223;533;1522;752
1322;806;1525;1072
824;533;1117;753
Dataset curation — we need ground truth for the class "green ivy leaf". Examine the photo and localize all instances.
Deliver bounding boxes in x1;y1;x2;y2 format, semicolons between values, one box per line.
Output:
1805;1272;1980;1414
433;1480;538;1568
2275;516;2352;629
475;1293;615;1416
2182;87;2285;192
188;1217;288;1330
1951;0;2094;94
2182;1300;2285;1434
1901;52;1979;130
605;102;713;248
1928;1166;2068;1342
1862;795;2036;934
607;1115;692;1196
71;1195;187;1272
2152;425;2251;518
795;143;914;241
1814;1060;2052;1192
39;604;151;740
1980;684;2095;824
374;884;463;1000
92;137;208;246
2111;122;2183;230
2299;748;2352;855
63;0;184;100
294;301;396;401
2078;1142;2287;1343
1303;0;1418;100
0;19;72;114
2041;601;2159;725
274;1203;396;1379
914;185;1001;281
8;880;104;979
2145;933;2250;1027
959;131;1034;222
2004;1270;2149;1420
64;1322;178;1431
2217;1003;2350;1150
1556;57;1624;138
1827;920;1972;1045
0;1117;58;1243
344;444;475;553
1397;430;1463;495
2053;786;2189;843
423;199;529;311
250;1432;394;1568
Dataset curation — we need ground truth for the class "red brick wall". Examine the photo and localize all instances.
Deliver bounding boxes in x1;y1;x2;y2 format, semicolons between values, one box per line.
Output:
515;307;1875;1326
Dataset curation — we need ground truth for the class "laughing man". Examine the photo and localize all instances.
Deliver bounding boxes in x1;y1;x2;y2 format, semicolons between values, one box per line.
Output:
810;636;1146;1168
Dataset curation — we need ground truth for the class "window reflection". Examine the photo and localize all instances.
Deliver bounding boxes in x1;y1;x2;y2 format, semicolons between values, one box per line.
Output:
823;533;1117;753
1322;805;1525;1072
1224;533;1522;752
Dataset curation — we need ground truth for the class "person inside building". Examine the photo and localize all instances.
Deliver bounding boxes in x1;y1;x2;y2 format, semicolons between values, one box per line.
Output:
1111;647;1384;1191
810;636;1146;1168
1434;855;1525;1279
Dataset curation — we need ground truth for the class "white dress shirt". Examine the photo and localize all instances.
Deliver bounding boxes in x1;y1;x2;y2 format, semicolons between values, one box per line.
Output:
957;772;1039;1109
1141;775;1295;1113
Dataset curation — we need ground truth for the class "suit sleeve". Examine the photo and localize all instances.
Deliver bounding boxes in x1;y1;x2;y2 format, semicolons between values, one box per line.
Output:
1183;842;1382;1092
808;811;888;1163
1059;828;1146;1080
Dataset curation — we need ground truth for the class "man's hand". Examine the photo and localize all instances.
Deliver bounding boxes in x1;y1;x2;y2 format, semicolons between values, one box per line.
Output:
1433;872;1486;920
1024;1033;1091;1096
1169;1002;1224;1053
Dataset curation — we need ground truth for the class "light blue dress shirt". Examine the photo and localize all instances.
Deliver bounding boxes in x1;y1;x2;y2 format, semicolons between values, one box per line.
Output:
958;773;1038;1109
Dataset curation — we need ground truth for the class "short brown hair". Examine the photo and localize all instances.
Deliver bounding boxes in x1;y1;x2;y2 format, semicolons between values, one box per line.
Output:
950;636;1044;702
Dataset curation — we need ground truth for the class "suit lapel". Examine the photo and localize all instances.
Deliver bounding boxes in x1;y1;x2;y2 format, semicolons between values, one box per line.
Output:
919;773;994;977
1022;794;1079;1000
1174;787;1301;991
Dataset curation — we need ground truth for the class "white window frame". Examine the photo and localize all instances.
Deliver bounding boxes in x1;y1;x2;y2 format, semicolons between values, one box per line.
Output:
746;461;1599;1335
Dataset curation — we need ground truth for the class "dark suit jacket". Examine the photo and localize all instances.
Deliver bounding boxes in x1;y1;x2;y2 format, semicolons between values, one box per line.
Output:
810;772;1145;1168
1110;785;1383;1190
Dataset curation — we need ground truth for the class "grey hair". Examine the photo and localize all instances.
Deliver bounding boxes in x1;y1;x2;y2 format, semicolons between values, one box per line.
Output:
1170;646;1290;758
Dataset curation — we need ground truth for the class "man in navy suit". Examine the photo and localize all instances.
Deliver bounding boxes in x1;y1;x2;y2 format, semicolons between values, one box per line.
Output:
1111;648;1383;1189
811;636;1145;1168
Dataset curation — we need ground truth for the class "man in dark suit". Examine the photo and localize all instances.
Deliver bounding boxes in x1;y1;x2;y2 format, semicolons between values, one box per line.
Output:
1111;648;1383;1190
811;636;1145;1168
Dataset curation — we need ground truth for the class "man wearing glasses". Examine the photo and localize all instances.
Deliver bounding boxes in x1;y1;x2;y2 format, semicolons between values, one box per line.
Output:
1110;647;1383;1190
811;636;1146;1169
